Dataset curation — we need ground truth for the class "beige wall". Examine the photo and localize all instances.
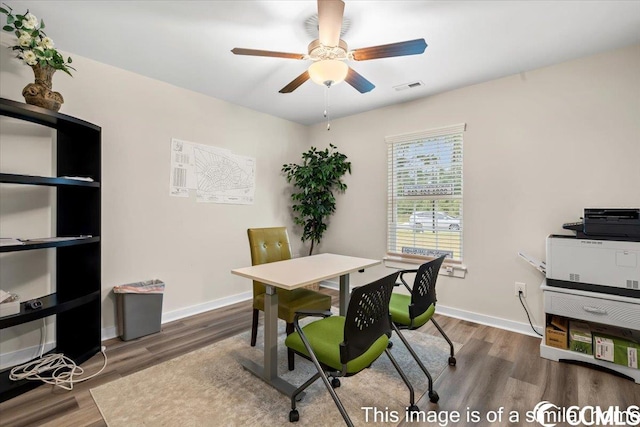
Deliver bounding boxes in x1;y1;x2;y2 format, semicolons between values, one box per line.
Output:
0;42;308;355
308;44;640;329
1;34;639;356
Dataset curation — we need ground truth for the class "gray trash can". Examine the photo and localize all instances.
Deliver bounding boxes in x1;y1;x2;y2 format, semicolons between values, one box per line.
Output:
114;279;165;341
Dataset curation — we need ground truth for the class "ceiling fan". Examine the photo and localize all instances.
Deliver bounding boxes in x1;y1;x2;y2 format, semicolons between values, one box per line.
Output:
231;0;427;94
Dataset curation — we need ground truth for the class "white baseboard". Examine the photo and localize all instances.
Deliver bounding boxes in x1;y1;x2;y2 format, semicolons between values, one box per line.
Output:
99;280;544;343
0;342;56;371
161;291;252;324
319;280;543;338
102;291;253;341
435;304;543;338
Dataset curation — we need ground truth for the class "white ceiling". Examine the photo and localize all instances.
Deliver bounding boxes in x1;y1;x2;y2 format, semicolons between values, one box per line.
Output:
12;1;640;125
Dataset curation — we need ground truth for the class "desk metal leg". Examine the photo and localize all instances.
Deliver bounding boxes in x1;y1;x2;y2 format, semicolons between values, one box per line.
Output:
339;274;350;316
264;285;277;379
239;285;301;398
240;360;299;397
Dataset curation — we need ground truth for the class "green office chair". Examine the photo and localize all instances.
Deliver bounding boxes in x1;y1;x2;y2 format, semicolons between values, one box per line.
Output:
248;227;332;371
285;272;419;426
388;255;454;404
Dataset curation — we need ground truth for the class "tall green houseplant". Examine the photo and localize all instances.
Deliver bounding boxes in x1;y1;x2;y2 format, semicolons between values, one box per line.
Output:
282;144;351;256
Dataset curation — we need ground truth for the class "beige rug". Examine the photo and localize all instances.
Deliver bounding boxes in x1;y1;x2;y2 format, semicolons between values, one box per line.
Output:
91;318;460;426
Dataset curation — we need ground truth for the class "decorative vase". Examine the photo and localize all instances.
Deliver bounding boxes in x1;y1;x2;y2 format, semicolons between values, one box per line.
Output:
22;64;64;112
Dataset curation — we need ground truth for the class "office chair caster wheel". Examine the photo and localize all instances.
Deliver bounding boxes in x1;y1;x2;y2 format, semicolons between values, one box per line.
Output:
289;409;299;422
429;391;439;403
331;378;341;388
448;356;456;366
408;404;419;413
387;341;393;349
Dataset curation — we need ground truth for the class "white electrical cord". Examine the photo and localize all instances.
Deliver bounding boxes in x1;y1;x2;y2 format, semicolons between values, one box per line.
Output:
9;345;108;391
38;318;46;359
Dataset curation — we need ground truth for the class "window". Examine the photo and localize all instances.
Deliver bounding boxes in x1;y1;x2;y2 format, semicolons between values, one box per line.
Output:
386;123;465;262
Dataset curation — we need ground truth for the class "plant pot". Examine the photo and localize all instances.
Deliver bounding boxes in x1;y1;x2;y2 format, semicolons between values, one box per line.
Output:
22;64;64;112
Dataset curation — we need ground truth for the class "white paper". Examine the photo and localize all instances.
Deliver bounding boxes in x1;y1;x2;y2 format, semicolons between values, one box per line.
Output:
0;238;24;247
61;176;94;182
518;251;547;274
169;138;197;197
169;138;255;205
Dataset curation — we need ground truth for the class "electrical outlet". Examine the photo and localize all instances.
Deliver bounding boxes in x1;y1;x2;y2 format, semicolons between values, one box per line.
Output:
515;282;526;298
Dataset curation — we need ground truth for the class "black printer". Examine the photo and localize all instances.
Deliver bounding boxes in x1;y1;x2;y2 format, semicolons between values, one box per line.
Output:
563;208;640;241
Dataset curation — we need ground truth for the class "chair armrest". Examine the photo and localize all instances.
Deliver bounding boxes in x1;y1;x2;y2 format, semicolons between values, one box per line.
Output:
293;309;333;324
397;271;415;293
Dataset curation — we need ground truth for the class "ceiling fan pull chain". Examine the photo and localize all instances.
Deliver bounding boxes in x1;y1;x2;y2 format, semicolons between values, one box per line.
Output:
323;85;328;119
325;83;331;131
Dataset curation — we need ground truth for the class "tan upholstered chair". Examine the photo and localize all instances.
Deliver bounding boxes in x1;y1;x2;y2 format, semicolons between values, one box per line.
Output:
248;227;332;370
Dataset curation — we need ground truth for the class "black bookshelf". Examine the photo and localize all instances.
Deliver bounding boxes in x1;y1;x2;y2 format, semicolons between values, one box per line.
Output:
0;98;102;402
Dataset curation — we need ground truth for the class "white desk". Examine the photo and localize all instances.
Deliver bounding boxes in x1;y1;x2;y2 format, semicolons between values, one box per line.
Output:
231;253;381;397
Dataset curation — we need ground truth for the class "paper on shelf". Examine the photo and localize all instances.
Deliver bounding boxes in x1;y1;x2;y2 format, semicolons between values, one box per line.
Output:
19;236;92;243
0;290;20;317
0;300;20;317
0;238;24;247
61;176;94;182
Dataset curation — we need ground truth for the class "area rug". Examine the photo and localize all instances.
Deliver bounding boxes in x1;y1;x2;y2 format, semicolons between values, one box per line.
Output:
91;316;461;426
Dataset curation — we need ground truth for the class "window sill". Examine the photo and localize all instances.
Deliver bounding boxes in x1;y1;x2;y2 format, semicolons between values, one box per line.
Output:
383;256;467;279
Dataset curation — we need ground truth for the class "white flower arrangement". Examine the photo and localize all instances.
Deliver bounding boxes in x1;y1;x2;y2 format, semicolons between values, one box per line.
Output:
1;3;74;75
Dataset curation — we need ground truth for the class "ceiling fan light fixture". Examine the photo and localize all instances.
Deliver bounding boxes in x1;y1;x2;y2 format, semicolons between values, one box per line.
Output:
232;0;425;95
308;59;349;87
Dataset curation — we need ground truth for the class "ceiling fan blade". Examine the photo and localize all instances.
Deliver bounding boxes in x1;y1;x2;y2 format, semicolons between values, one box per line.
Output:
351;39;427;61
318;0;345;47
231;48;305;60
345;68;375;93
279;71;310;93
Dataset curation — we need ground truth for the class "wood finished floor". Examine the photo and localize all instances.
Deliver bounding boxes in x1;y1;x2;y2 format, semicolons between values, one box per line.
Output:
1;289;638;427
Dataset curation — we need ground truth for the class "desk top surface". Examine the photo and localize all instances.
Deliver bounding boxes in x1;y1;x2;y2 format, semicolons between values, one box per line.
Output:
231;253;381;290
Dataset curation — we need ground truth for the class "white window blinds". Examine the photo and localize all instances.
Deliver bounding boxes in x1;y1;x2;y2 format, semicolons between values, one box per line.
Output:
386;123;465;262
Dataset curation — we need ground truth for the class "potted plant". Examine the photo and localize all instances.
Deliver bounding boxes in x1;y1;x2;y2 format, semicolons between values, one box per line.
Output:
1;4;74;111
282;144;351;255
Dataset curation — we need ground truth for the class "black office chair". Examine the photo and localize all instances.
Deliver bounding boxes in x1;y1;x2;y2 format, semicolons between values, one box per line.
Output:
388;255;455;404
284;272;419;426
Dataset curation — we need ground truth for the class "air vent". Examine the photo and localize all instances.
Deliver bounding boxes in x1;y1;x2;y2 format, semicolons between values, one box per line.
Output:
627;280;639;289
569;273;580;282
393;81;425;91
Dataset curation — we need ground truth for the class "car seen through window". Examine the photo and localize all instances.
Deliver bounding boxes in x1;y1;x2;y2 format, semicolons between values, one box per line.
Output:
406;211;460;231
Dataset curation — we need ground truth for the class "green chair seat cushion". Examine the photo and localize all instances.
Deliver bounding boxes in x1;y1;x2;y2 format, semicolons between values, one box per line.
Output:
253;288;332;324
389;293;435;328
285;316;389;374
